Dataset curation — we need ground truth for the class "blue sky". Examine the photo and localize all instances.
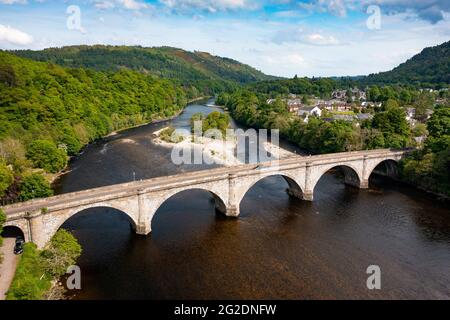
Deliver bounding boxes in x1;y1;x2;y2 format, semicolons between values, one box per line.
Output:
0;0;449;77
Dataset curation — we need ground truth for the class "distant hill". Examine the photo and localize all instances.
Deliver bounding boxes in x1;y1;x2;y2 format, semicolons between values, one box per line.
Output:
360;41;450;87
11;45;274;93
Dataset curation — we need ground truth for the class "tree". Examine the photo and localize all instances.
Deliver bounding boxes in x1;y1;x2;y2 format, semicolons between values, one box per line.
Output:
372;107;410;148
0;162;13;197
60;133;82;156
382;98;399;111
361;128;385;149
0;208;6;247
0;138;28;173
0;64;17;87
346;89;353;103
413;93;434;122
425;106;450;153
301;95;311;105
320;121;361;153
19;173;53;201
26;140;67;173
412;123;428;137
368;86;381;101
41;229;82;278
191;111;230;137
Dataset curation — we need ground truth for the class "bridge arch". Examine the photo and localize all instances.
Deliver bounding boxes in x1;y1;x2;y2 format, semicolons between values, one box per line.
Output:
39;201;140;247
3;220;29;242
236;172;304;212
310;164;363;197
1;225;25;239
365;158;399;182
148;187;228;230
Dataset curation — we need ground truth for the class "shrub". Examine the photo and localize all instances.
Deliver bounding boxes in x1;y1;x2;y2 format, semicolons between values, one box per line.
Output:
0;208;5;247
6;243;51;300
159;126;184;143
26;140;67;173
6;229;82;300
0;162;13;197
19;173;53;201
41;229;82;278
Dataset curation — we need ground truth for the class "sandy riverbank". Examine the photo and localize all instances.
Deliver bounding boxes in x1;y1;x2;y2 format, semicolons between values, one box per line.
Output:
153;127;299;166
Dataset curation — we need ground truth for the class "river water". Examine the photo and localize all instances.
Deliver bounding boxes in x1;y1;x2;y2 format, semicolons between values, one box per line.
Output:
54;99;450;300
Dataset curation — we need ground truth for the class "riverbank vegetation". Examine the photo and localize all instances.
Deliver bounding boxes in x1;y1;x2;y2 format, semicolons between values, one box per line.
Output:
190;111;230;137
218;90;412;151
400;106;450;196
6;229;82;300
159;126;184;143
0;51;189;203
217;89;449;196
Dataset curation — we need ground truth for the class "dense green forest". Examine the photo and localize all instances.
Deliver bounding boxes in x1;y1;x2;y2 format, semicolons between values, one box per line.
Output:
0;51;188;202
12;45;273;97
246;76;337;98
359;41;450;88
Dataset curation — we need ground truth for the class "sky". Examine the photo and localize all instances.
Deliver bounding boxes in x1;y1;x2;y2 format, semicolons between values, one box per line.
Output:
0;0;449;77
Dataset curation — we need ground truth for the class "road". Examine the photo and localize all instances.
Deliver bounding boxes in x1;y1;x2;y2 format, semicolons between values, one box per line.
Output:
0;238;19;300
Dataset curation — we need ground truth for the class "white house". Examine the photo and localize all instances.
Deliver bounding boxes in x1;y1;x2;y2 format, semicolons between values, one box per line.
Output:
298;106;322;122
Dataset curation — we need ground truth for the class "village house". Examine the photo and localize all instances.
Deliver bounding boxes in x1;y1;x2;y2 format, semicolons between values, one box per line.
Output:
297;106;322;123
355;113;373;121
267;97;305;113
314;99;352;112
331;102;353;112
331;88;366;102
361;101;382;108
332;90;347;100
405;107;416;124
286;99;303;113
332;114;354;122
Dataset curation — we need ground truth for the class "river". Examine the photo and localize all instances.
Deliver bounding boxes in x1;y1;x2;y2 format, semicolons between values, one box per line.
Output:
54;99;450;300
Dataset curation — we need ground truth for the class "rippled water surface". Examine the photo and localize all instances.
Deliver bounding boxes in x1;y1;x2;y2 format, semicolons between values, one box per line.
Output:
56;100;450;299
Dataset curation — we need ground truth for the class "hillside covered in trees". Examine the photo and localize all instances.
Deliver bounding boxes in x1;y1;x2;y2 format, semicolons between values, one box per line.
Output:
360;41;450;88
0;51;188;202
12;45;273;96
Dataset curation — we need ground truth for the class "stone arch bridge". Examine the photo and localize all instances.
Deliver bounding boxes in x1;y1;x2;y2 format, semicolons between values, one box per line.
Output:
2;149;409;248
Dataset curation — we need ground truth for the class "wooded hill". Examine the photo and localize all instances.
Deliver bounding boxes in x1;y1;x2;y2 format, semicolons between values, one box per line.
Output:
12;45;274;95
359;40;450;88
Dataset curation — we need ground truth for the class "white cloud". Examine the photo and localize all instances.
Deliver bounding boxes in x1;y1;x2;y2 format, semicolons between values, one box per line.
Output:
159;0;256;13
305;33;340;45
364;0;450;23
119;0;149;10
0;0;27;4
273;27;343;46
94;0;149;10
263;53;307;68
0;24;33;45
297;0;450;23
298;0;348;17
95;1;115;10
